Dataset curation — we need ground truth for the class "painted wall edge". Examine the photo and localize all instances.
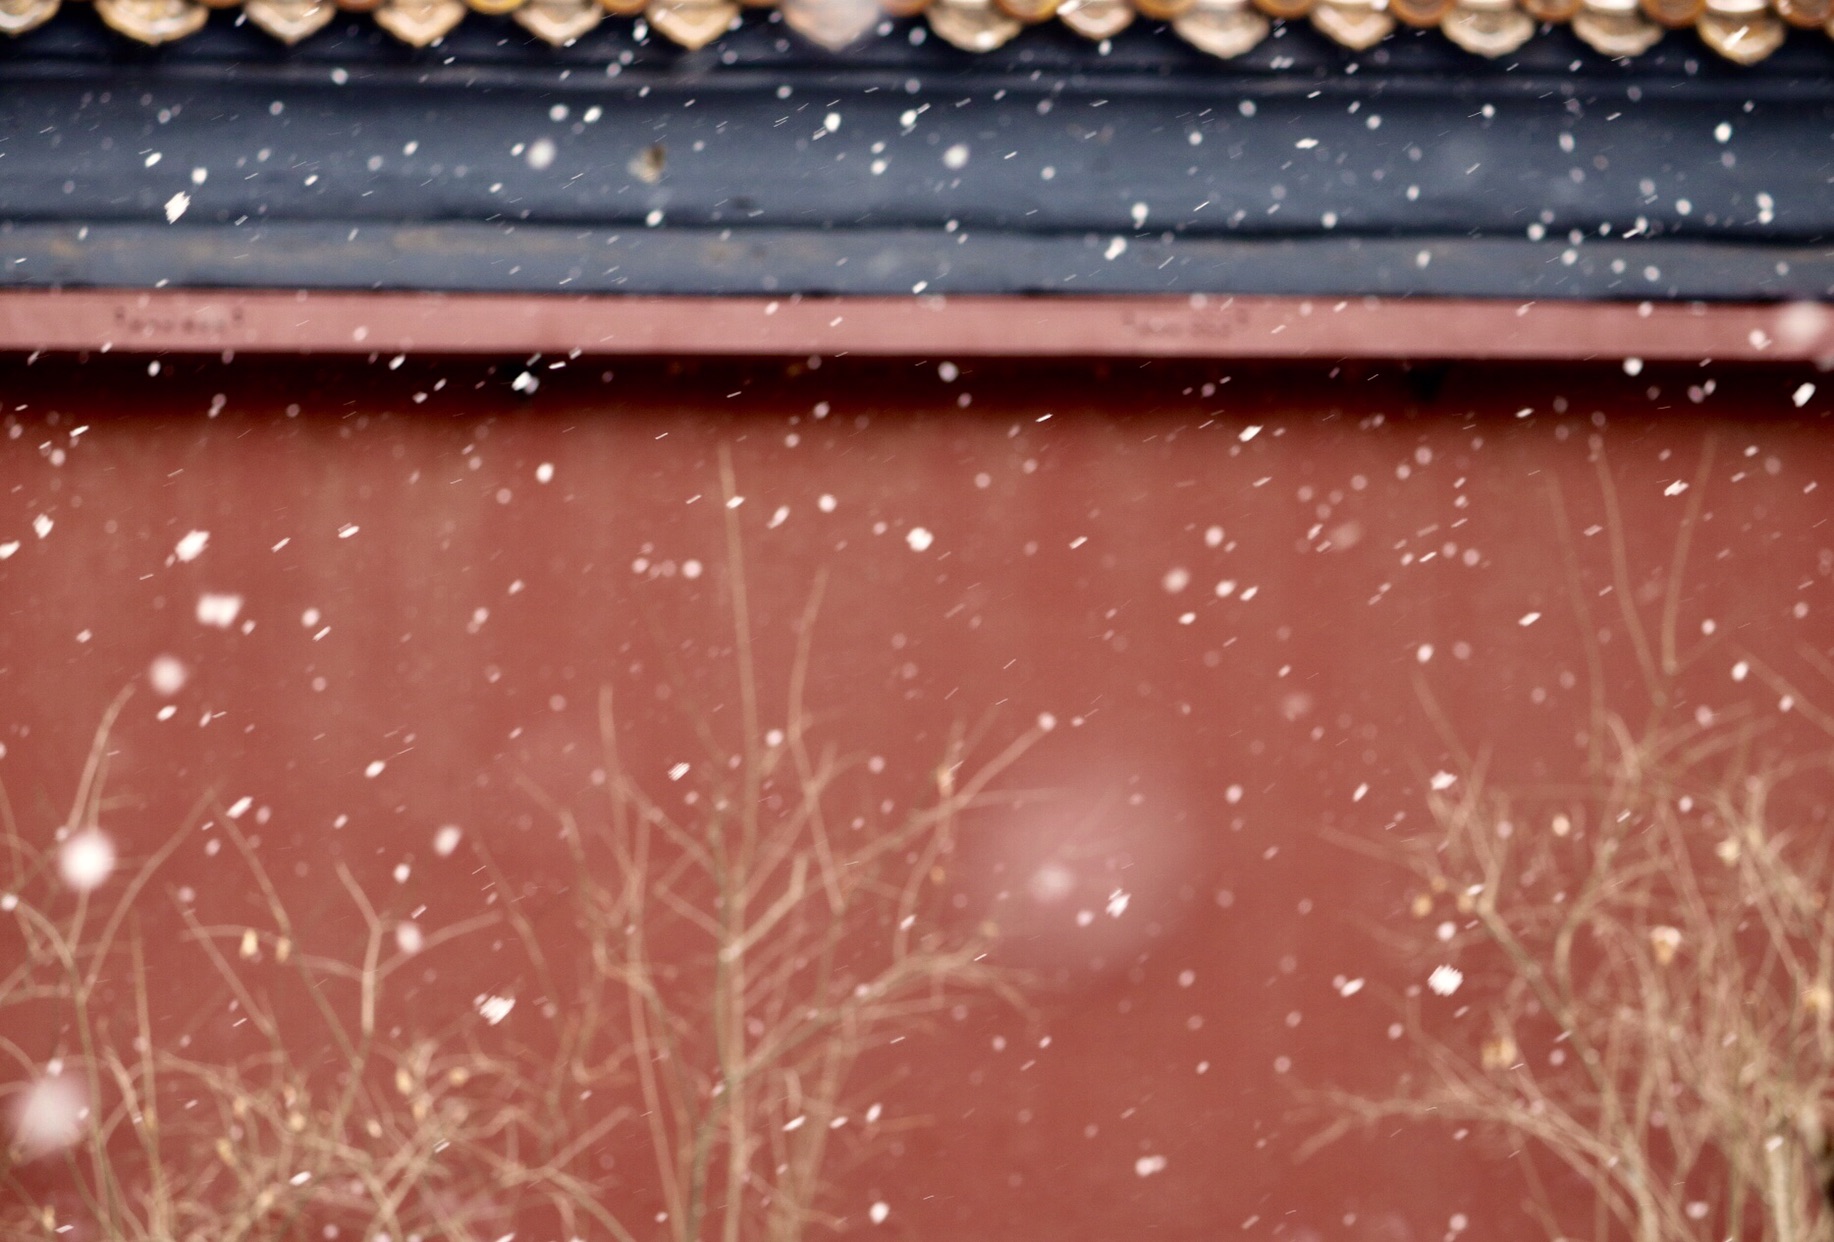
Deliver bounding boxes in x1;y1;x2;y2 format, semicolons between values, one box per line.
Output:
3;288;1830;361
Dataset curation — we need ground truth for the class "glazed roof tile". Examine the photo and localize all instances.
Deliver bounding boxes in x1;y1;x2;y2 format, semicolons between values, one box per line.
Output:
0;0;1822;69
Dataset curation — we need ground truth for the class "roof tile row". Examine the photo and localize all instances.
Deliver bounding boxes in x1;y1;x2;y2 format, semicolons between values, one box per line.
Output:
1;0;1820;63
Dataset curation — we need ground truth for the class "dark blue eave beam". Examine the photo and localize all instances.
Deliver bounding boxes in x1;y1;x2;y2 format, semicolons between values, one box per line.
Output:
1;8;1831;299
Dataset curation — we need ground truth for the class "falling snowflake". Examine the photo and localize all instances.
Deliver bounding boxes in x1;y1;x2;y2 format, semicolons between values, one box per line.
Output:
1029;863;1073;903
196;593;243;628
11;1074;87;1157
174;530;210;562
58;830;116;893
148;655;188;696
1134;1154;1168;1178
1427;964;1464;996
475;994;516;1025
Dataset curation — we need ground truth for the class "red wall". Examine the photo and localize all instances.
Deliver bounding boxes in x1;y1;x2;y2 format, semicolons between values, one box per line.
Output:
1;353;1829;1241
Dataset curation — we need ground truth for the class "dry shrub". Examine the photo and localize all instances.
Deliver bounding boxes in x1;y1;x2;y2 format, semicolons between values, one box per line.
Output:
1321;441;1834;1242
0;447;1046;1242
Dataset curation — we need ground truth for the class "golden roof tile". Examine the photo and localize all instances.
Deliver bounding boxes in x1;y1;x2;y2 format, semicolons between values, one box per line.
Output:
5;0;1822;61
